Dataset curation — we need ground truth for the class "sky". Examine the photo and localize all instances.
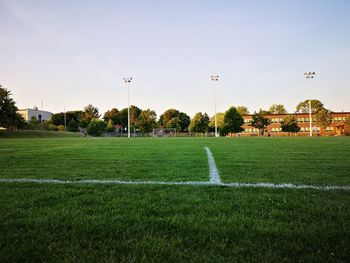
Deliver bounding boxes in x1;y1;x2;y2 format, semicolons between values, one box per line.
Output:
1;0;350;118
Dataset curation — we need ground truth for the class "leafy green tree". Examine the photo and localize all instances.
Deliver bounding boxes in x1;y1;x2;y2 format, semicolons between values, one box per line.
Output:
119;105;141;128
159;109;190;132
178;112;190;132
222;107;244;135
296;99;324;113
208;113;225;132
51;111;83;126
250;112;271;136
67;119;79;132
137;109;157;133
0;85;26;129
103;108;120;124
280;115;300;135
161;109;179;126
315;109;332;135
87;119;107;136
269;104;287;114
236;106;250;115
81;104;100;124
189;112;210;134
258;109;271;115
106;119;115;133
166;117;181;131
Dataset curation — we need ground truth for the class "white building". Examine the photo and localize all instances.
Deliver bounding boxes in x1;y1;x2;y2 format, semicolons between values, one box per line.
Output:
17;107;53;122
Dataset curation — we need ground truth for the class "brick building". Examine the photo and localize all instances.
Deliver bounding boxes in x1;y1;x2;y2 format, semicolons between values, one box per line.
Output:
240;112;350;136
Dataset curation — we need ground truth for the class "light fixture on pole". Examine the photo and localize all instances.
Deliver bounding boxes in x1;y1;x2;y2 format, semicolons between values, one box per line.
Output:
211;75;219;137
123;77;132;138
304;72;316;137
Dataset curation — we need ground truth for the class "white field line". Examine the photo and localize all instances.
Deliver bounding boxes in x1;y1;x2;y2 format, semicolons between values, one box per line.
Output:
204;147;221;184
1;178;349;191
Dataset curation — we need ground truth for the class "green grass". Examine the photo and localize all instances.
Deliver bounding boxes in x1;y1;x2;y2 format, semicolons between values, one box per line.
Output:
0;183;349;262
0;137;350;261
0;138;209;182
1;137;349;185
0;130;81;138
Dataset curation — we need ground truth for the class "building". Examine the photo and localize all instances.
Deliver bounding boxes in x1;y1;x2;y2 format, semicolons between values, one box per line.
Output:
17;107;53;122
240;112;350;136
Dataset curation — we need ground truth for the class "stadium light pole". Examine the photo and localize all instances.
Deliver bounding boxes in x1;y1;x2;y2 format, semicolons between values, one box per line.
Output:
123;77;132;138
304;72;316;137
211;75;219;137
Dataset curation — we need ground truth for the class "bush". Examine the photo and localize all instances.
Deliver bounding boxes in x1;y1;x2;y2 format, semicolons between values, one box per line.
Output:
87;119;107;136
67;119;79;132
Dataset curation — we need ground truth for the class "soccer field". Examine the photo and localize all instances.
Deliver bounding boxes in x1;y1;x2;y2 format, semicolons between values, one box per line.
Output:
1;137;350;261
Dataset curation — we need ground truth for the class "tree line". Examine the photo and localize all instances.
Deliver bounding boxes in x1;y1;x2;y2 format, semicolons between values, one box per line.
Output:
1;85;349;136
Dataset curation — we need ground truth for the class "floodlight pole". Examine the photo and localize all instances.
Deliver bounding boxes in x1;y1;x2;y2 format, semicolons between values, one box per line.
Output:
304;72;316;137
211;75;219;137
123;77;132;138
64;106;67;132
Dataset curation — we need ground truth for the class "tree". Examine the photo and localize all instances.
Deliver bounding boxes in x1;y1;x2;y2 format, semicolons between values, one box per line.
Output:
51;111;83;126
222;107;244;135
103;108;120;124
208;113;225;132
81;104;100;124
178;112;190;132
315;109;332;135
250;112;271;136
87;119;107;136
269;104;287;114
296;99;324;113
236;106;250;115
280;115;300;135
258;109;271;115
0;85;26;129
161;109;179;126
137;109;157;133
119;105;141;128
189;112;209;134
67;119;79;132
159;109;190;132
106;119;115;133
346;116;350;127
166;117;181;131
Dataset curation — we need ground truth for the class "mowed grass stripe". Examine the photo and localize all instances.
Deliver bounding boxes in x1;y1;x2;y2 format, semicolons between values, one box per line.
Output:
0;138;209;182
208;137;350;185
1;183;349;262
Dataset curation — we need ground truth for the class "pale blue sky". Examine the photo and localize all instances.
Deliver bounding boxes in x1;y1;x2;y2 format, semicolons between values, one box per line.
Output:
1;0;349;117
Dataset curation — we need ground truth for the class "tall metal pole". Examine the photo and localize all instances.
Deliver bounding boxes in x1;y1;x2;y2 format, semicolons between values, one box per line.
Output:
211;75;219;137
64;106;67;132
124;77;132;138
304;72;316;137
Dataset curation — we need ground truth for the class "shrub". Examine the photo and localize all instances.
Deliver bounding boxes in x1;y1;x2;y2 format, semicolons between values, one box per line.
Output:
87;119;107;136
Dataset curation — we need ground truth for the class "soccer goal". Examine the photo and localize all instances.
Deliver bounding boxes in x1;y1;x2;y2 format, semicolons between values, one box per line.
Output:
152;128;177;137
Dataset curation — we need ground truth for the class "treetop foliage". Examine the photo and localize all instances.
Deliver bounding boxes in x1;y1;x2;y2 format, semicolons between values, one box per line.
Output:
0;85;26;129
222;107;244;135
296;99;324;113
269;104;287;114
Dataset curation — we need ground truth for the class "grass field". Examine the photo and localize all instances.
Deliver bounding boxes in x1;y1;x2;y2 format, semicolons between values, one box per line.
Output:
1;137;349;262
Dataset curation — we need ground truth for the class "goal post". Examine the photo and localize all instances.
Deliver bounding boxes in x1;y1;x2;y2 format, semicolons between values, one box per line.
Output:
152;128;177;137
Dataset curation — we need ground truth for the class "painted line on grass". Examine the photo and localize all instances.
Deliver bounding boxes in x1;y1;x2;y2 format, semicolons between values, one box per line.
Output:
1;178;349;191
204;147;221;184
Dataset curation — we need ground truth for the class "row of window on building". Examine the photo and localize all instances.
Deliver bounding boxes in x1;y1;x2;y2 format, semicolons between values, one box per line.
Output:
243;116;347;124
242;126;334;133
